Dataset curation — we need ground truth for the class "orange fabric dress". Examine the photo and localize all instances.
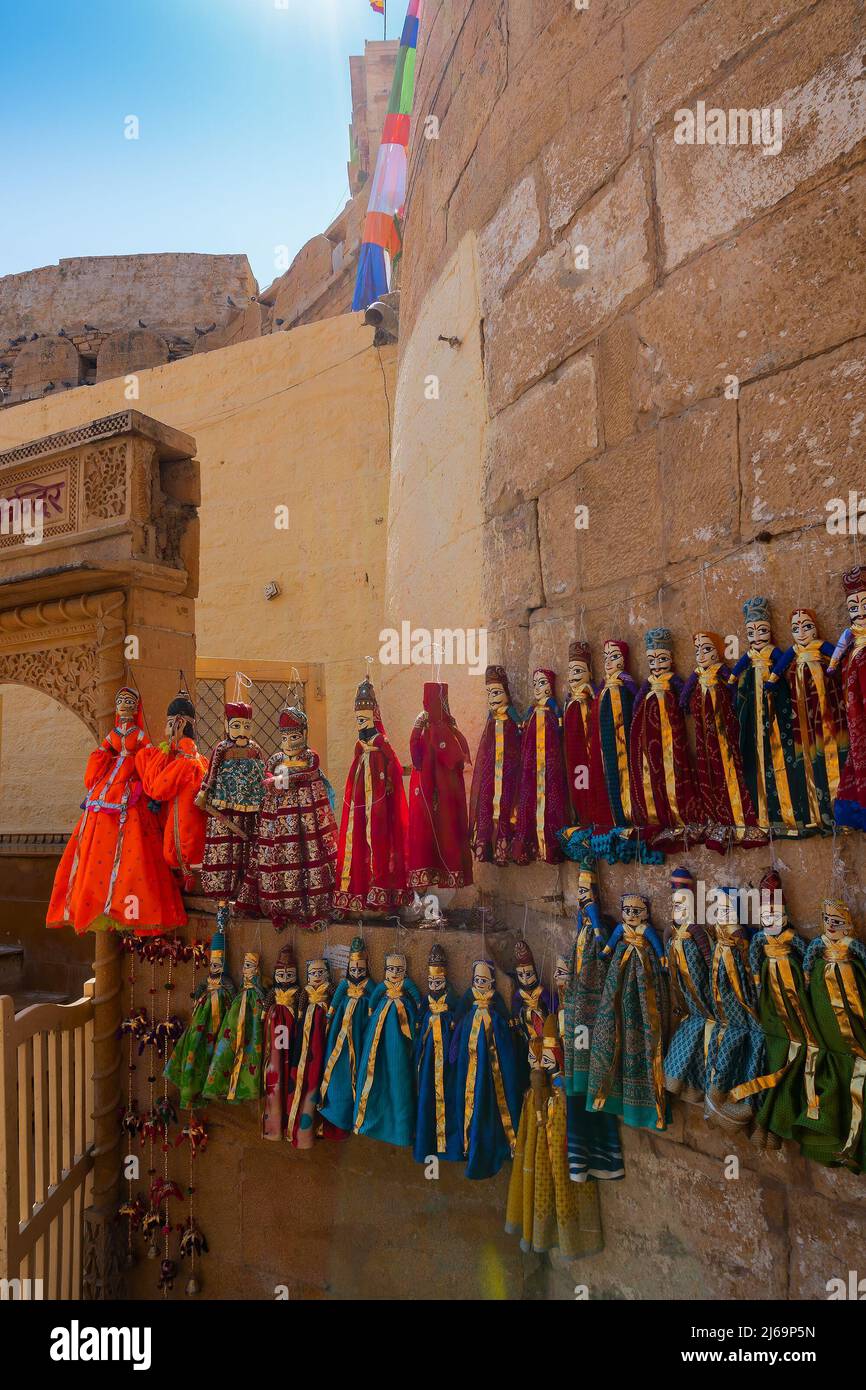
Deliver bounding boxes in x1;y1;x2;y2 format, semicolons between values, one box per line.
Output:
47;723;187;936
136;738;208;889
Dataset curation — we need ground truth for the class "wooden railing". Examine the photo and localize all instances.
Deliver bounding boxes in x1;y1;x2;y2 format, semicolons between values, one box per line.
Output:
0;981;95;1299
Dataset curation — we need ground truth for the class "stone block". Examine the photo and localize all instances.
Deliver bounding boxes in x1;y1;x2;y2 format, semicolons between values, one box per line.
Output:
482;349;598;518
9;335;81;395
739;337;866;535
577;432;663;588
481;499;544;624
538;470;581;607
478;176;542;313
623;0;706;74
789;1192;866;1299
659;398;739;563
430;12;508;215
95;329;169;382
542;79;630;236
486;153;654;413
635;166;866;416
597;314;642;448
655;0;866;272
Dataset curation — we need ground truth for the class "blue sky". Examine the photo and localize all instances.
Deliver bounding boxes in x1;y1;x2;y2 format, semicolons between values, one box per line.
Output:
1;0;394;289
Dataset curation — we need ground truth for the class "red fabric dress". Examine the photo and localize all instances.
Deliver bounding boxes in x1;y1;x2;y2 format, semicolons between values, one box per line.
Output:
47;722;187;936
682;663;767;853
468;707;521;864
629;674;705;850
286;982;333;1148
511;690;568;865
136;738;208;890
261;982;301;1140
563;684;594;826
834;622;866;829
334;728;410;912
407;683;473;890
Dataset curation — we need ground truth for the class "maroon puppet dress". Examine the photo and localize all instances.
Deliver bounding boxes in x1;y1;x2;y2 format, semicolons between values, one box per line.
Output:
562;640;595;829
334;678;410;913
511;669;568;865
286;959;333;1148
629;627;704;851
587;640;638;835
261;945;301;1140
468;665;522;865
681;631;767;854
829;565;866;831
407;682;473;890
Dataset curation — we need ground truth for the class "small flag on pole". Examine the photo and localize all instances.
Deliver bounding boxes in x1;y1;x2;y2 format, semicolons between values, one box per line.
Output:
370;1;385;13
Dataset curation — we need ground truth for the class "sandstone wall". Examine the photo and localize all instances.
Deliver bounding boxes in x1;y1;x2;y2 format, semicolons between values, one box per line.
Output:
383;0;866;1296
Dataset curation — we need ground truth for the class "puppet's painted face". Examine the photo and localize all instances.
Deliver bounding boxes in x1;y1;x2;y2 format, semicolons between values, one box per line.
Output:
306;959;329;987
427;966;446;995
516;962;538;989
347;957;368;982
115;689;138;721
532;672;552;702
790;611;818;645
759;893;786;935
541;1043;558;1073
621;895;648;928
568;659;591;693
745;619;772;650
242;953;258;985
823;904;854;940
714;892;740;929
846;590;866;624
694;635;720;669
274;964;298;987
486;681;508;713
208;950;225;980
603;644;624;677
384;954;406;985
672;889;693;927
227;716;253;743
647;647;673;677
473;962;494;992
554;955;569;992
356;710;376;733
281;726;307;755
577;879;595;909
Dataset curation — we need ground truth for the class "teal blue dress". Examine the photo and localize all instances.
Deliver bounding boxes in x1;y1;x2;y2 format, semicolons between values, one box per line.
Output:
353;979;422;1146
318;976;374;1134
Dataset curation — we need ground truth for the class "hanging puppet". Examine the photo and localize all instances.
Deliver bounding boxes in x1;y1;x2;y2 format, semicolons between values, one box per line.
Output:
202;951;265;1104
587;892;671;1132
746;870;821;1154
681;631;767;853
562;868;624;1181
47;685;187;936
413;941;460;1163
765;609;847;834
448;958;522;1179
511;669;568;865
285;957;332;1148
236;703;338;930
803;898;866;1171
703;887;766;1131
261;945;301;1141
334;677;410;913
828;566;866;830
468;665;522;865
319;936;374;1137
353;949;422;1146
196;700;266;912
164;928;235;1109
510;938;553;1051
733;597;810;837
562;640;595;830
407;682;473;890
137;685;208;891
588;640;639;836
629;628;704;850
663;866;714;1106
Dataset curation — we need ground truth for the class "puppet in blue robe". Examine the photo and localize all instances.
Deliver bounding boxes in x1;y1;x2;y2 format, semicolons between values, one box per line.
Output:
413;941;460;1163
318;936;374;1137
353;949;421;1146
448;958;522;1179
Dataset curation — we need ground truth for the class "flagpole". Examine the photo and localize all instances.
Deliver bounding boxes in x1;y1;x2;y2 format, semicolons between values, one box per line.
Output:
383;1;387;40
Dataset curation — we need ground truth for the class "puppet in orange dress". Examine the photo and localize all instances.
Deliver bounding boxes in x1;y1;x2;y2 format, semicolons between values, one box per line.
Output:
47;686;187;936
136;688;208;891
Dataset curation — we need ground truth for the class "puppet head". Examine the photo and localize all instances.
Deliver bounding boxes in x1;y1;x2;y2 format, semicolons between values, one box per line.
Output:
347;937;369;983
822;898;855;941
602;640;628;678
743;597;773;650
166;680;195;743
567;641;593;694
354;678;380;735
279;705;308;756
712;886;742;936
484;665;511;713
225;702;253;744
305;957;330;989
670;865;695;927
241;951;260;987
207;929;227;985
620;893;650;929
790;609;820;646
843;566;866;623
693;631;725;670
758;868;786;935
553;953;570;998
532;668;556;704
115;686;141;725
576;866;597;910
273;944;297;989
644;627;674;677
472;958;495;993
540;1012;564;1073
514;938;539;990
384;951;407;986
427;941;447;996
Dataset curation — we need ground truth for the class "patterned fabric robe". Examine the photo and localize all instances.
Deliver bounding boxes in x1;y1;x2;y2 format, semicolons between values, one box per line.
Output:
286;983;332;1148
587;923;671;1131
562;903;625;1181
353;979;422;1145
663;924;714;1104
772;640;847;833
682;663;767;853
588;673;638;833
747;929;821;1151
413;985;460;1162
447;987;523;1179
563;684;595;828
203;974;266;1103
802;934;866;1170
164;975;235;1109
511;700;568;865
629;673;705;849
318;976;374;1135
734;644;811;837
199;742;266;902
468;707;522;864
832;622;866;830
704;928;765;1129
261;984;301;1140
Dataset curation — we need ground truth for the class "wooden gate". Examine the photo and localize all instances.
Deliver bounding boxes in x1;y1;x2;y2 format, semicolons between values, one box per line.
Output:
0;983;95;1299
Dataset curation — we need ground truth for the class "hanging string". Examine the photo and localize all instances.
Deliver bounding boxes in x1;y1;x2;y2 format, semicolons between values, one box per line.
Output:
234;670;253;703
577;605;587;643
431;639;443;687
657;585;665;627
794;523;815;616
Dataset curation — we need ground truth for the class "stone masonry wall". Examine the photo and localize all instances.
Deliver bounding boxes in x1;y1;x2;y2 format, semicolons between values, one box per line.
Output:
386;0;866;1297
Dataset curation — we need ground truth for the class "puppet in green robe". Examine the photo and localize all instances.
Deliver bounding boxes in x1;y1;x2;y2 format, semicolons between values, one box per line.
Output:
318;936;374;1137
164;927;235;1108
202;950;265;1103
802;899;866;1171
